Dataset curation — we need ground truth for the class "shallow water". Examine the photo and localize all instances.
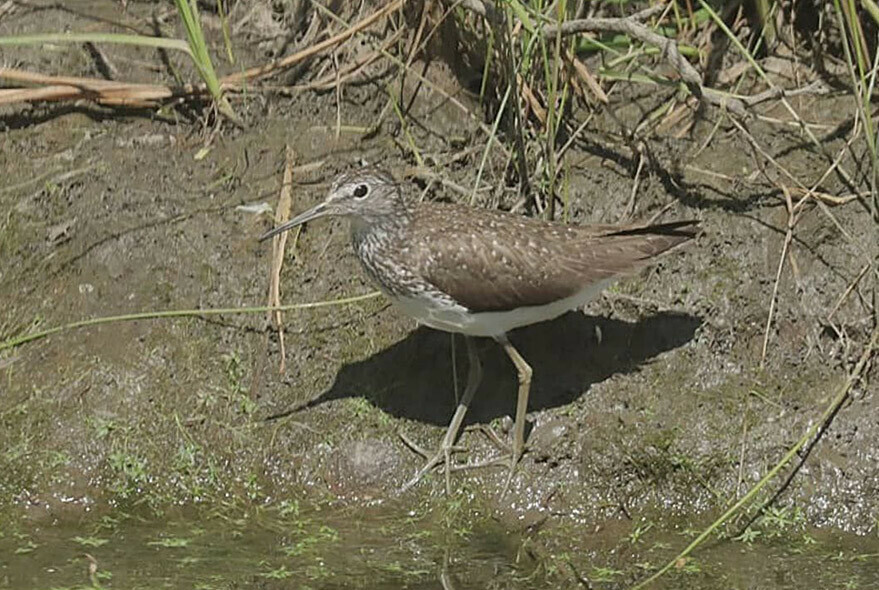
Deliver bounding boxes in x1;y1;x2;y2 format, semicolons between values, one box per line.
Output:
2;503;526;589
2;503;878;589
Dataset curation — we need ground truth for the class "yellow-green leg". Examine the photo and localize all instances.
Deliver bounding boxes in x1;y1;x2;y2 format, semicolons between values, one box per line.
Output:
496;333;532;495
401;336;483;493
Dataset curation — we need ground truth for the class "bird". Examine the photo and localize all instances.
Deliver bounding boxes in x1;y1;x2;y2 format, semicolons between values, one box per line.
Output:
260;167;698;493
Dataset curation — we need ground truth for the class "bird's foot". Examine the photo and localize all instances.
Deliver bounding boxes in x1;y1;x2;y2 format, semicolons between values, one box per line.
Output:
470;424;524;499
398;431;506;494
467;424;511;454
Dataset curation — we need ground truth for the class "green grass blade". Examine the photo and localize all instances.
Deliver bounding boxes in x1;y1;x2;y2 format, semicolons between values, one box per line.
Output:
216;0;236;65
173;0;240;123
861;0;879;26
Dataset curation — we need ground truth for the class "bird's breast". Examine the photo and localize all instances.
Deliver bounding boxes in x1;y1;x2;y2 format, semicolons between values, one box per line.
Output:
351;226;417;298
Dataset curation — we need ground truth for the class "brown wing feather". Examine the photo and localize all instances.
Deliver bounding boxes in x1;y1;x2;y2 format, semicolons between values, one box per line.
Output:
409;203;697;313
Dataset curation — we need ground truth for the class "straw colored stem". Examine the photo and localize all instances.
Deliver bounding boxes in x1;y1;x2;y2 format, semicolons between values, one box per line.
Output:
0;292;382;353
629;326;879;590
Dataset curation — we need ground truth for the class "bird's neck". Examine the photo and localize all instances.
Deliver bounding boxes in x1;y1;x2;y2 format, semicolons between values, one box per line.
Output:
350;199;412;245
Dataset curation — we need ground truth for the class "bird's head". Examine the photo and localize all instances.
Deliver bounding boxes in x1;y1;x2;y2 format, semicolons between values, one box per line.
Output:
260;168;402;241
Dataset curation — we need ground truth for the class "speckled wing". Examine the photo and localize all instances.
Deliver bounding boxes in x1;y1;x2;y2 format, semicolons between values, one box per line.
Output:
409;203;697;313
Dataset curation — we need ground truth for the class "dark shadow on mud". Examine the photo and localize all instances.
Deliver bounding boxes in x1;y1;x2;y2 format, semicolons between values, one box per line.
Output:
0;103;189;131
569;133;782;214
273;311;701;426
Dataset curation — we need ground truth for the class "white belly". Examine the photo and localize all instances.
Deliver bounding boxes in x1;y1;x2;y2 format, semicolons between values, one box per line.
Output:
389;279;613;337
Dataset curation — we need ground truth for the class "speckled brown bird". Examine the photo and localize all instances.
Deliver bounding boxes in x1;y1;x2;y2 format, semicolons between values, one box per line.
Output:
261;167;698;493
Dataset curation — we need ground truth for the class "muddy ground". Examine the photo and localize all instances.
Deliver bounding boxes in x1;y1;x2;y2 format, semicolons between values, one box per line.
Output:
1;1;878;588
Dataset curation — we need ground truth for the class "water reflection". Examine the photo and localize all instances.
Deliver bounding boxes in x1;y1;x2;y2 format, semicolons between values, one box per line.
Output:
2;503;877;589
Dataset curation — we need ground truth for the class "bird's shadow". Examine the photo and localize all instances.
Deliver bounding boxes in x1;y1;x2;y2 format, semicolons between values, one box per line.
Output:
280;311;701;426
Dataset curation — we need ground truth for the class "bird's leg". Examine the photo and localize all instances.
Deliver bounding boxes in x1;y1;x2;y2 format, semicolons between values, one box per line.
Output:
401;336;483;492
450;333;459;405
495;333;533;495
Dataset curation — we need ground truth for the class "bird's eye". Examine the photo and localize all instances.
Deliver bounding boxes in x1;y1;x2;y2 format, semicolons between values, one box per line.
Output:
353;184;369;199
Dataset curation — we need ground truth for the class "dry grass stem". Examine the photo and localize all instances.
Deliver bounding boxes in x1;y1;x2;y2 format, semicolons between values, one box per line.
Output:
221;0;404;85
761;186;808;368
0;0;405;110
826;262;872;323
0;67;190;106
268;146;299;374
564;47;608;104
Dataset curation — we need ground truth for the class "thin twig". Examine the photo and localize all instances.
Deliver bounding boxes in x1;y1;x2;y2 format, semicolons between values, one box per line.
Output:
221;0;404;84
540;13;749;117
624;148;646;220
826;262;871;323
761;186;808;368
745;79;829;107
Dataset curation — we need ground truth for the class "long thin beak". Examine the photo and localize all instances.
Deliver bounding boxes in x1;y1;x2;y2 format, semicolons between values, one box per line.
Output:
259;202;330;241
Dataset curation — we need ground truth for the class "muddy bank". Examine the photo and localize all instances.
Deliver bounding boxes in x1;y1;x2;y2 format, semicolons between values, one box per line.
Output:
1;1;878;587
